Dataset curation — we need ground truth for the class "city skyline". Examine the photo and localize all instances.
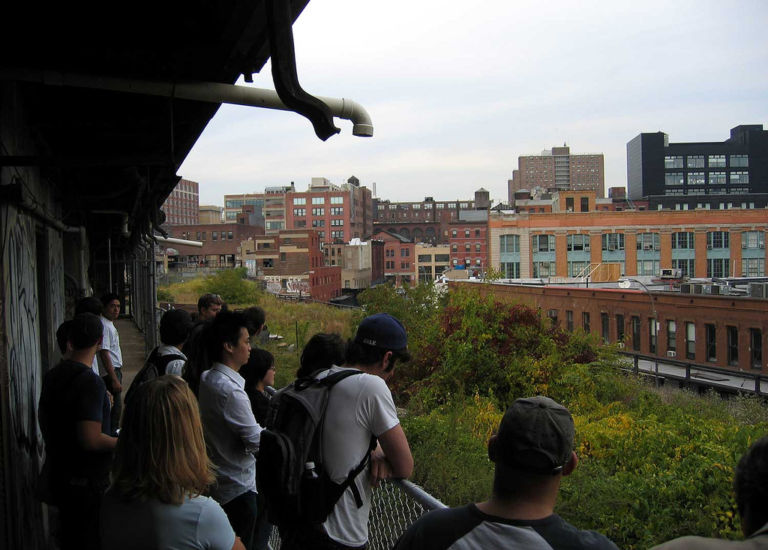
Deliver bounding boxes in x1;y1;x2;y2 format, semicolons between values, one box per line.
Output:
179;0;768;207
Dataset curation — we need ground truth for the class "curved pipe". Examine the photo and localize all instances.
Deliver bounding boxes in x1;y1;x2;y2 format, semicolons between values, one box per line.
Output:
0;68;373;137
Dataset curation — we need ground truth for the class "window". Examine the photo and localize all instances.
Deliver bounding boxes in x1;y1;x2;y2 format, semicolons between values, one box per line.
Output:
317;231;325;239
602;233;625;251
500;262;520;278
412;204;421;210
708;154;726;167
751;329;762;369
451;230;457;238
707;231;729;249
566;311;574;332
418;254;432;262
580;197;589;212
212;231;218;241
548;309;559;327
330;196;344;204
665;173;684;186
435;254;450;262
262;259;273;268
742;231;765;249
293;197;306;205
637;260;659;276
687;172;705;186
730;171;749;185
311;208;325;216
400;262;409;269
475;229;481;237
532;261;555;277
567;234;590;251
673;259;695;277
228;231;233;240
687;155;704;168
706;324;717;362
500;234;520;253
667;321;677;352
727;326;738;366
330;207;344;216
730;154;748;167
568;261;589;277
401;248;410;257
631;316;641;351
464;229;470;237
385;261;395;270
312;220;325;228
196;232;201;240
636;233;660;251
671;232;694;249
331;230;344;240
709;172;726;185
475;243;481;252
465;244;471;252
280;252;286;261
707;258;730;278
616;315;625;343
532;234;555;252
582;312;591;333
601;313;609;343
742;258;765;277
686;322;696;359
312;197;324;205
664;156;683;169
331;219;344;226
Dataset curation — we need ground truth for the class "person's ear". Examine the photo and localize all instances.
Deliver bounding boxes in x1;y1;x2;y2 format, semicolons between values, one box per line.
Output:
488;435;499;462
382;350;394;372
562;451;578;476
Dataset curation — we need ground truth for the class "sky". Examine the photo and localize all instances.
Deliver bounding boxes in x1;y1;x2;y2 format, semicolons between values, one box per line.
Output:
179;0;768;207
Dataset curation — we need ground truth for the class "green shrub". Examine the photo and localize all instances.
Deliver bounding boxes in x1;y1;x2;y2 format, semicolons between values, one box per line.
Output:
199;268;262;306
156;287;174;303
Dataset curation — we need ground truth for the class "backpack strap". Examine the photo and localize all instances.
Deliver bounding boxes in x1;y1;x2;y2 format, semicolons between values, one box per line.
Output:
344;435;378;508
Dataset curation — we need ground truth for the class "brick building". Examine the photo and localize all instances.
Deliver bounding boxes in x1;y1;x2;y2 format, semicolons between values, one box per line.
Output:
488;205;767;280
448;212;488;275
460;280;768;375
508;145;605;202
161;178;200;225
373;197;473;244
373;229;416;287
239;229;341;302
164;223;265;267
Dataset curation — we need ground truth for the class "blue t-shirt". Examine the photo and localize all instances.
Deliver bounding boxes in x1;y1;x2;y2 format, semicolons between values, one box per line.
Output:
100;493;236;550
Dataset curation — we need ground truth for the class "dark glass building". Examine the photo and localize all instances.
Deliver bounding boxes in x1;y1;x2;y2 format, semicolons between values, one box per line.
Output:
626;125;768;210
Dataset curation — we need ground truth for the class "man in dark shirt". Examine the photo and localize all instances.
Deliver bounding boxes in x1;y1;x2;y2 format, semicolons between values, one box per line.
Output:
39;313;118;550
394;396;618;550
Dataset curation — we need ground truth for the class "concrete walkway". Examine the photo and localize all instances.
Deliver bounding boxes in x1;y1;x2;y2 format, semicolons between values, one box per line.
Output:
115;317;150;395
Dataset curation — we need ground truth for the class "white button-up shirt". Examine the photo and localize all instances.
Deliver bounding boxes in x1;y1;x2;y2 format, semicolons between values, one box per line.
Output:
199;362;262;504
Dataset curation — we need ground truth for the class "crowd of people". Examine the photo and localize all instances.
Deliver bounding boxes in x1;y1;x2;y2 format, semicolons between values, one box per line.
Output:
38;292;768;549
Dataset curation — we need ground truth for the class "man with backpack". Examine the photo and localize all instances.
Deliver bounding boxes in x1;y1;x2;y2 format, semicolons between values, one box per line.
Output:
261;313;414;550
124;309;192;405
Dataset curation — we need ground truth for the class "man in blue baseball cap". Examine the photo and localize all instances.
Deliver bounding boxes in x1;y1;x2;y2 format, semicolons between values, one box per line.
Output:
282;313;414;550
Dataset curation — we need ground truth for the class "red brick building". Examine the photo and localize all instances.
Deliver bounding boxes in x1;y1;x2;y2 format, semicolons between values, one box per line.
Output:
448;217;488;276
460;280;768;375
373;229;416;287
240;229;341;302
161;178;200;225
164;223;264;267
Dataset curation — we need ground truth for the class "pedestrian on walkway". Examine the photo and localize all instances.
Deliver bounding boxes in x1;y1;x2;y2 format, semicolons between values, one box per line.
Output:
99;293;123;431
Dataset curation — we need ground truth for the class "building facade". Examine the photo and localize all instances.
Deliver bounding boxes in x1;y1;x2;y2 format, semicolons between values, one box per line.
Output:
508;145;605;202
488;208;767;280
373;229;416;287
448;215;488;275
164;223;265;268
626;125;768;209
373;197;474;244
199;205;223;224
415;244;451;283
161;178;200;225
462;281;767;375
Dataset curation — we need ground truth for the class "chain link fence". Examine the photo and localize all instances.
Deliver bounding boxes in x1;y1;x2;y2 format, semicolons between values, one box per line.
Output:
268;479;446;549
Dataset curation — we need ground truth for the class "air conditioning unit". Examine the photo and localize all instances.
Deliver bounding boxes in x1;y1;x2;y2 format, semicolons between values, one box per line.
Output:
692;283;704;294
666;351;676;358
680;283;692;294
750;283;767;298
709;285;721;295
660;268;682;279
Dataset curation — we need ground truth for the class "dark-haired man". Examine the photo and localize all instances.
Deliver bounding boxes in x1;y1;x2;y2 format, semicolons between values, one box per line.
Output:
394;396;617;550
199;310;262;549
39;313;117;550
282;313;414;550
98;292;123;430
651;435;768;549
182;293;225;395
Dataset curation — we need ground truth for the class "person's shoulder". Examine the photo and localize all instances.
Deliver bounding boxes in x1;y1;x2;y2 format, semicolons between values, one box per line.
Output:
394;505;479;550
543;515;619;550
651;536;755;550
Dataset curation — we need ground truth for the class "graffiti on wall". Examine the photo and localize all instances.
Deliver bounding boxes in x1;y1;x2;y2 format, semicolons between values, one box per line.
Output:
1;205;47;548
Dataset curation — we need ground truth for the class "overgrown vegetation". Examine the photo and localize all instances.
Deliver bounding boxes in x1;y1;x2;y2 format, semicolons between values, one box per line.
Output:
160;275;768;548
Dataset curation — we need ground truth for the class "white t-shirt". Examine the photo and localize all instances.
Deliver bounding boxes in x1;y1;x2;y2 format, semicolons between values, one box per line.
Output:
157;344;187;377
98;316;122;376
319;366;400;547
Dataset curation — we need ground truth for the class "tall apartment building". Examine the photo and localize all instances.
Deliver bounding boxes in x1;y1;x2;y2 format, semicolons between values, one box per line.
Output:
626;125;768;209
285;176;373;244
161;178;199;225
508;145;605;202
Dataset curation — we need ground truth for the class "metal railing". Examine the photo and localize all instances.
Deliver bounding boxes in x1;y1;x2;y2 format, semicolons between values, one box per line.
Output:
269;479;446;549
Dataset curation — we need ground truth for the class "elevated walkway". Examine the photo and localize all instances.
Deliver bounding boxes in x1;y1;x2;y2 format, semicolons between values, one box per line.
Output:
114;317;149;392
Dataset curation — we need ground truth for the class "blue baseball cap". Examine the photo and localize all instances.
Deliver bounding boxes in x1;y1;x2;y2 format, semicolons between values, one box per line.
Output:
354;313;408;351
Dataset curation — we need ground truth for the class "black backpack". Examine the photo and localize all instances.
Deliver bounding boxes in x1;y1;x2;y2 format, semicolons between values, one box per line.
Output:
124;347;185;404
256;369;377;528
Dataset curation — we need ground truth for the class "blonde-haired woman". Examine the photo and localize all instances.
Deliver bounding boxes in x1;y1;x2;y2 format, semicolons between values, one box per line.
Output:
101;376;244;550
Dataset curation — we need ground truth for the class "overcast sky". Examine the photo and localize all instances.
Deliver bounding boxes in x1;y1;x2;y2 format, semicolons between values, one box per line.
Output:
180;0;768;207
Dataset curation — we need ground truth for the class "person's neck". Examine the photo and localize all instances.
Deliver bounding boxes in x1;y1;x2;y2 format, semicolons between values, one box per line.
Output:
69;349;96;367
219;357;240;372
476;490;558;521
